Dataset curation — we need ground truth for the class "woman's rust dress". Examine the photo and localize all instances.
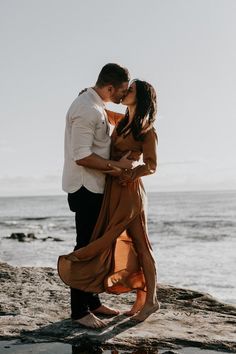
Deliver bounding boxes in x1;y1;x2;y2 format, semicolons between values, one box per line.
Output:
58;112;158;295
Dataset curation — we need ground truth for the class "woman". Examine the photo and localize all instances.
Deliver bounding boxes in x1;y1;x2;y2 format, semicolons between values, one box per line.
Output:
58;79;160;322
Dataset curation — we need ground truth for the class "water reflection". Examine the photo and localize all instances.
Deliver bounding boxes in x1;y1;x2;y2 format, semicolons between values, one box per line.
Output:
72;346;159;354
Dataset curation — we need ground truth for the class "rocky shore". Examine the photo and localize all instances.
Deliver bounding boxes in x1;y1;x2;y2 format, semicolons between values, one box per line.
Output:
0;262;235;353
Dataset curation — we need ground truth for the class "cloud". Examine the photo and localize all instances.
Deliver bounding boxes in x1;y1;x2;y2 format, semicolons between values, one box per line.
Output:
0;175;62;196
0;159;235;196
0;140;15;153
144;161;236;192
160;160;201;166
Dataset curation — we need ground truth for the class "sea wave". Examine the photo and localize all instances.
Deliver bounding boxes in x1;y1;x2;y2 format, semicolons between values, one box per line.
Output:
148;219;235;229
21;217;51;221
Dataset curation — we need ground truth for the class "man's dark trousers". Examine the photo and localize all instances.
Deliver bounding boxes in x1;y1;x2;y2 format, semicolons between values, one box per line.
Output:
68;186;104;320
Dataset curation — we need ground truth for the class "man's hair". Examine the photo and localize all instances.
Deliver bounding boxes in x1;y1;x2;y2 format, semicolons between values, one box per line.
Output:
96;63;130;88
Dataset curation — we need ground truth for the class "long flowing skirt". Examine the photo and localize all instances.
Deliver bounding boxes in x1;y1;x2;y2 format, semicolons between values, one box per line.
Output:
57;176;155;294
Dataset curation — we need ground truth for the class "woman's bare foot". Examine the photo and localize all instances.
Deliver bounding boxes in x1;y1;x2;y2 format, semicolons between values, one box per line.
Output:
92;305;120;316
124;290;146;316
131;301;160;322
72;313;106;328
124;305;143;316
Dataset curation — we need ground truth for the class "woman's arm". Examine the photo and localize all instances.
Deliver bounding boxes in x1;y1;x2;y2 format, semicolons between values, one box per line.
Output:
118;128;158;185
105;109;125;126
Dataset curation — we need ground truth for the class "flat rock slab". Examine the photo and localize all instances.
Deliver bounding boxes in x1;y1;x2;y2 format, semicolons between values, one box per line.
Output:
0;262;235;352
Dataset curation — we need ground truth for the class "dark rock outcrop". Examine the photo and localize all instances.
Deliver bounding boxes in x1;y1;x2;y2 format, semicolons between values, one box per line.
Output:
6;233;37;242
4;234;63;242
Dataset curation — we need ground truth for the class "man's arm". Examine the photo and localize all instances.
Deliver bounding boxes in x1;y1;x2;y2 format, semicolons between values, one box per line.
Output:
71;106;133;171
76;152;133;170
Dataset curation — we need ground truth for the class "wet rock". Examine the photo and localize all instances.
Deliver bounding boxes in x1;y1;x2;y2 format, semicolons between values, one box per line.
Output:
27;233;37;239
7;233;37;242
0;262;235;353
4;234;63;242
41;236;63;242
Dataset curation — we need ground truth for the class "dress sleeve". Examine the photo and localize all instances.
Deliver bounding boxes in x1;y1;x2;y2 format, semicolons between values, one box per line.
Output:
105;109;125;126
119;128;158;183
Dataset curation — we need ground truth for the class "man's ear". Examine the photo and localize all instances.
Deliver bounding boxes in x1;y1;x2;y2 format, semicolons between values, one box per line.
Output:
107;85;113;93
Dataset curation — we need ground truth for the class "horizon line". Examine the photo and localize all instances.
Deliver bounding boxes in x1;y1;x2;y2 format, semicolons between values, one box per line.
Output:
1;188;236;198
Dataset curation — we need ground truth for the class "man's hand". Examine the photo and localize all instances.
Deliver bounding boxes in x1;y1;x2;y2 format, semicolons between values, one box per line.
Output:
117;151;134;169
76;152;134;172
101;165;122;176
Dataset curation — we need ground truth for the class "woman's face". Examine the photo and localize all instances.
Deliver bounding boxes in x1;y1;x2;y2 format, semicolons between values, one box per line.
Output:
121;82;137;106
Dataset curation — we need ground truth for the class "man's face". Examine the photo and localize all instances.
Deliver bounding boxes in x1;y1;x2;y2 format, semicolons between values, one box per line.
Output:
110;82;129;104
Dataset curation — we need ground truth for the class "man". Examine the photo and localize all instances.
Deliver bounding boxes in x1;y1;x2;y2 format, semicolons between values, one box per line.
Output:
62;63;132;328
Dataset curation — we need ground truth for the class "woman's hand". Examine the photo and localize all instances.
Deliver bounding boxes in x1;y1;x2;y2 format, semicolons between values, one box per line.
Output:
118;169;133;186
117;151;134;169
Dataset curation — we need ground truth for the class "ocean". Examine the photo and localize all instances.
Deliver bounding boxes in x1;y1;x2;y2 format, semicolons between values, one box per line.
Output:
0;190;235;305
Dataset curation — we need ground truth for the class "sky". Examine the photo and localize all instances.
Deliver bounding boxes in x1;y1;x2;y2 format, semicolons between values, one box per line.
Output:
0;0;236;196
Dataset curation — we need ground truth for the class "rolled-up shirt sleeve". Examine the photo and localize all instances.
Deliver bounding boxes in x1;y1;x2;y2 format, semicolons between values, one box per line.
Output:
71;108;98;161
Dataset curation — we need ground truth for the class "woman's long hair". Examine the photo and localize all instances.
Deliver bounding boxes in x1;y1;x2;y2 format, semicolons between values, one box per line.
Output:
116;79;157;141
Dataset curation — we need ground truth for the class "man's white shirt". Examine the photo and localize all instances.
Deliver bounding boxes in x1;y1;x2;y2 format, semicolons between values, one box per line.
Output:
62;88;111;194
